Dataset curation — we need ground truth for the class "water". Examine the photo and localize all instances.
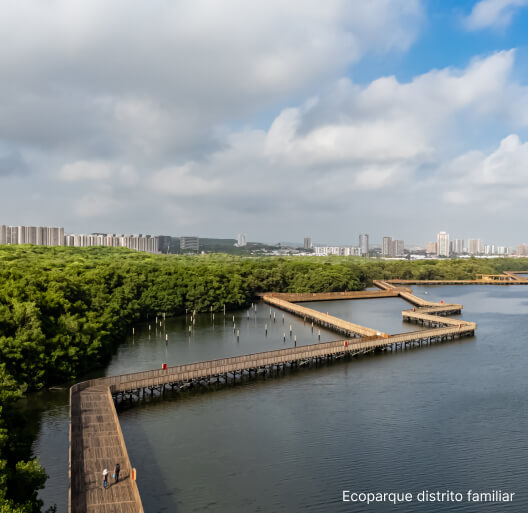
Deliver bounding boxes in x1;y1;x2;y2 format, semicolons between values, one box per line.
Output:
25;287;528;512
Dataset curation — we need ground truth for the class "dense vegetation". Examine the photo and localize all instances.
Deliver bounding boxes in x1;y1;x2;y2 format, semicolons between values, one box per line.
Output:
1;245;528;511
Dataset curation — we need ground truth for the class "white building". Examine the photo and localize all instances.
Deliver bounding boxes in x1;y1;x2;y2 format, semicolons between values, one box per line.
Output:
64;233;159;254
359;234;369;256
236;233;247;247
467;239;482;255
0;225;64;246
314;246;361;256
437;231;450;257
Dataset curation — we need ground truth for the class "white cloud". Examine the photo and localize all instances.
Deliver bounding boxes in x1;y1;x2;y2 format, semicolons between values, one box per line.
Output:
442;134;528;206
465;0;528;30
149;49;528;217
0;0;423;163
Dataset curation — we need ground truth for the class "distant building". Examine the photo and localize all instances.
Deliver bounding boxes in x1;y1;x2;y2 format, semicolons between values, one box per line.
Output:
236;233;247;247
393;240;405;257
452;239;464;254
382;236;393;257
180;236;199;252
426;242;437;254
304;237;312;250
0;225;64;246
359;234;369;256
516;244;528;256
64;233;159;253
437;231;450;257
467;239;482;255
314;246;361;256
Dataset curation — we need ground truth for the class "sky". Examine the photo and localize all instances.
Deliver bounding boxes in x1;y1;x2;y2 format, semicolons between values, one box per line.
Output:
1;0;528;246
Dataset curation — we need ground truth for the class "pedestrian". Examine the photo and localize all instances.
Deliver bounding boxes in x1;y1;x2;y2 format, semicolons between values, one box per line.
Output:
102;468;108;489
114;463;120;483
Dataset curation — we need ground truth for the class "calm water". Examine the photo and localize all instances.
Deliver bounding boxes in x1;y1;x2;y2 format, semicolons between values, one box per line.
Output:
25;287;528;512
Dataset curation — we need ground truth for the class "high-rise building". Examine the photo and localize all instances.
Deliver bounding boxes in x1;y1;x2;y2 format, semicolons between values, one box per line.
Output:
382;236;393;257
516;244;528;256
304;237;312;250
452;239;464;254
0;225;64;246
393;240;405;257
236;233;247;247
180;236;199;251
426;242;437;254
437;231;450;257
359;234;369;256
467;239;482;255
64;232;159;253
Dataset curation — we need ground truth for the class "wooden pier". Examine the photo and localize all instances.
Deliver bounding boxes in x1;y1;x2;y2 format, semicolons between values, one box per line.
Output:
385;271;528;286
69;281;478;512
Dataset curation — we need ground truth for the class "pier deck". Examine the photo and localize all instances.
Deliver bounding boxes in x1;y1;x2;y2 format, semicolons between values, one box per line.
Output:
70;281;479;512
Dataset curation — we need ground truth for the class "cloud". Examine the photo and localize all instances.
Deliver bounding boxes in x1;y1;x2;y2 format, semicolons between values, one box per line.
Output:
148;50;528;218
0;0;423;163
442;134;528;206
465;0;528;30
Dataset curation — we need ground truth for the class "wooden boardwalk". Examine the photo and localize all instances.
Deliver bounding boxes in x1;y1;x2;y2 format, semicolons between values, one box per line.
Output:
70;281;478;512
70;384;143;513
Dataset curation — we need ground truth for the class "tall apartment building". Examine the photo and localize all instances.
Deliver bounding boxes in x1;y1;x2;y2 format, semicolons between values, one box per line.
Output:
304;237;312;250
393;240;405;257
64;233;159;254
426;242;437;254
0;225;64;246
437;231;450;257
452;239;464;254
236;234;247;247
467;239;482;255
180;236;199;252
381;236;404;257
516;244;528;256
359;234;369;256
382;237;392;257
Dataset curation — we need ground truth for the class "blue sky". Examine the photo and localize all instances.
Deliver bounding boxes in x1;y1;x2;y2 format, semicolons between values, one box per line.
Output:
354;0;528;84
1;0;528;247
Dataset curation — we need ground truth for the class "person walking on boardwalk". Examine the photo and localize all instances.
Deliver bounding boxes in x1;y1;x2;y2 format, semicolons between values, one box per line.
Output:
102;468;108;489
114;463;120;483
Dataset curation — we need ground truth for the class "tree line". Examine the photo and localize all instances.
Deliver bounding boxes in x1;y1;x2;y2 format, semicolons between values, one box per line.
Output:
1;245;527;511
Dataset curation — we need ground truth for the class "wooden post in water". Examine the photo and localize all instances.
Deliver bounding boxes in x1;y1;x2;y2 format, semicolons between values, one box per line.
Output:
289;324;292;336
318;330;320;340
265;323;268;335
237;329;240;341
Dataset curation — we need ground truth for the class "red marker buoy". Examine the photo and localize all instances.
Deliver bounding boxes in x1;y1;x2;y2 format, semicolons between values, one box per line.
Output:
162;363;167;370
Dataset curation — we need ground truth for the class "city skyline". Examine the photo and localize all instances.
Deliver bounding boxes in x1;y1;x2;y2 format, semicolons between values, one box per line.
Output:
1;2;528;244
